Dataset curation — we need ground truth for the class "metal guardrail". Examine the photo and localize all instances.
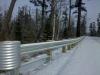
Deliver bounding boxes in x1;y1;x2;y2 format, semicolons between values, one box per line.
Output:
0;36;84;75
21;37;84;55
19;37;84;75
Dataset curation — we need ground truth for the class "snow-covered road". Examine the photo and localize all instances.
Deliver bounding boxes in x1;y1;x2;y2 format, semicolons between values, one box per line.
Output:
34;37;100;75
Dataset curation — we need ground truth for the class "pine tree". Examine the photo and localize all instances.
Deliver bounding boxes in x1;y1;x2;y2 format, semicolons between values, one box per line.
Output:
30;0;48;41
80;14;87;36
67;0;72;38
89;23;93;36
92;22;96;36
43;16;52;41
62;8;68;38
89;22;96;36
71;0;87;37
15;6;35;43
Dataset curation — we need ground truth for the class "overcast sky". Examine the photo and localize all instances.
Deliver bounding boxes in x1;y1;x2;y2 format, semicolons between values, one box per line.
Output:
86;0;100;24
0;0;100;26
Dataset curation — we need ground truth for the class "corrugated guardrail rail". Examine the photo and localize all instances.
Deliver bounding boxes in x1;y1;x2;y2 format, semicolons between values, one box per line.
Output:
21;37;84;55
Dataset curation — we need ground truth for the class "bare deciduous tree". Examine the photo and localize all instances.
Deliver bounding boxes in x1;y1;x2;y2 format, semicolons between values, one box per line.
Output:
1;0;17;40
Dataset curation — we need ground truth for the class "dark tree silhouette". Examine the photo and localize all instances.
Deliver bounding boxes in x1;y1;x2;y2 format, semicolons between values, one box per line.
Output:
80;14;87;36
67;0;72;38
30;0;48;42
71;0;87;37
89;22;96;36
97;13;100;36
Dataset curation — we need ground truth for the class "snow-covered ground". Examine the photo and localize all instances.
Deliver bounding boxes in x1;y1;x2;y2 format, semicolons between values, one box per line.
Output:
57;37;100;75
20;45;77;75
30;49;77;75
20;37;100;75
91;37;100;43
20;48;73;75
33;37;100;75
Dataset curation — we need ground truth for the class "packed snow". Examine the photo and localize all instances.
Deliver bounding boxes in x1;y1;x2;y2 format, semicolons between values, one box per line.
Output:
57;37;100;75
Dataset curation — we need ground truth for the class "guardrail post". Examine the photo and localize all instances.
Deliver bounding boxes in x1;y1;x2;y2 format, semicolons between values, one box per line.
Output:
70;44;73;49
62;46;67;53
46;50;52;62
74;43;77;47
0;41;21;75
71;43;75;48
75;42;78;46
69;42;78;49
73;43;76;47
67;44;71;50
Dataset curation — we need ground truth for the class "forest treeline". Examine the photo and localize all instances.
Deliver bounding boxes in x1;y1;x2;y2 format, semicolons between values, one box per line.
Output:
0;0;90;43
89;13;100;37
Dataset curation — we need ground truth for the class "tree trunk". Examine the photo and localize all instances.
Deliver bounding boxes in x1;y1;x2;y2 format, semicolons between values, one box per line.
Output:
35;0;46;42
1;0;17;40
67;0;72;38
76;0;82;37
56;0;62;40
51;0;56;40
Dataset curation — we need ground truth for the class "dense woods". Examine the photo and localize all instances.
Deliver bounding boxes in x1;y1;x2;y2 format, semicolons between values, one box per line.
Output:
0;0;90;43
89;13;100;37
